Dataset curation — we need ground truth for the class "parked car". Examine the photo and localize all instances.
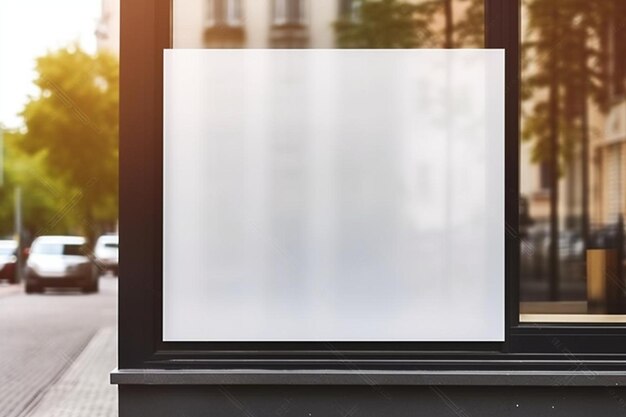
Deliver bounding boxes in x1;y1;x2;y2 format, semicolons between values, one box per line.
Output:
0;240;17;284
589;225;626;250
25;236;98;294
94;234;118;276
536;229;585;261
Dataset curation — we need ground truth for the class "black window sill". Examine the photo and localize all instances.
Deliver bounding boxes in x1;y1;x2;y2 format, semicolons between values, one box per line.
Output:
111;368;626;386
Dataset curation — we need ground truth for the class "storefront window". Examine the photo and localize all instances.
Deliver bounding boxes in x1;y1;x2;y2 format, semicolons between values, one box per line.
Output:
167;1;495;341
519;0;626;322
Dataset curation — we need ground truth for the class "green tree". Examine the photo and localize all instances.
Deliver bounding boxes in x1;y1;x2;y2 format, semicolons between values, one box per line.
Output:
334;0;436;48
0;129;76;239
18;46;118;243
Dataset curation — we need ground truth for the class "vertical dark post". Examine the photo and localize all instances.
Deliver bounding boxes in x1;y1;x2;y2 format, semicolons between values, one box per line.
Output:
119;0;171;369
616;214;625;311
14;187;22;283
548;3;560;301
485;0;520;336
580;26;590;263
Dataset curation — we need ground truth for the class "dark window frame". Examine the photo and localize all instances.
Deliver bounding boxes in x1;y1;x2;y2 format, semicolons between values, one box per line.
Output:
119;0;626;372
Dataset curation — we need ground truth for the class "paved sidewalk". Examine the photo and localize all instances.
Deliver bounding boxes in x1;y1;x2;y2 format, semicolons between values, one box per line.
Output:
0;283;22;299
25;327;118;417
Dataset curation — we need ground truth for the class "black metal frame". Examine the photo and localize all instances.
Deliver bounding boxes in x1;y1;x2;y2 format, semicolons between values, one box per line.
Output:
119;0;626;372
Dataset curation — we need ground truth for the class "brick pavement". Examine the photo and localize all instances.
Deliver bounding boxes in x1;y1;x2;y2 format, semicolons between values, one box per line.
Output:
0;277;117;417
0;283;22;299
24;327;117;417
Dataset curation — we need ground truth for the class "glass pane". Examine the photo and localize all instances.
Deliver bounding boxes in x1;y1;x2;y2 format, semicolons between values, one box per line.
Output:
173;0;484;49
162;49;504;341
167;2;492;341
520;0;626;322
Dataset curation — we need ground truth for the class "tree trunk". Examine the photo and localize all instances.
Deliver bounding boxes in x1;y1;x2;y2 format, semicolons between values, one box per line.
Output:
548;4;560;301
581;39;590;257
444;0;453;48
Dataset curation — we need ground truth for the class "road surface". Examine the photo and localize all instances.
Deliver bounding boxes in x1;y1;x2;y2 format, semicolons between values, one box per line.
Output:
0;276;117;417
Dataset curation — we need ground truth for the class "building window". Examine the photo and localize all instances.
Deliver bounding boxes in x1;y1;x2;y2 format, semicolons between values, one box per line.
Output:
338;0;360;20
226;0;243;26
272;0;306;26
205;0;243;28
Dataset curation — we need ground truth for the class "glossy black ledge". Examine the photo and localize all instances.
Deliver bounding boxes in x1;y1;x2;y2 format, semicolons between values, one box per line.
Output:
111;368;626;386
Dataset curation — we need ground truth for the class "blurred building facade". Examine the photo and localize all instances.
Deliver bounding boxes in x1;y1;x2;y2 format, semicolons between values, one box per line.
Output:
172;0;475;49
521;96;626;234
96;0;120;55
173;0;339;48
596;102;626;225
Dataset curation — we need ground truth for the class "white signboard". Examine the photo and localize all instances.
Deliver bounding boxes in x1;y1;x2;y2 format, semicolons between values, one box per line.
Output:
163;49;504;341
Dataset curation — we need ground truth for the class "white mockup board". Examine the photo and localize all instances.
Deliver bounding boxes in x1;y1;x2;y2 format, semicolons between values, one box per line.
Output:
163;49;504;341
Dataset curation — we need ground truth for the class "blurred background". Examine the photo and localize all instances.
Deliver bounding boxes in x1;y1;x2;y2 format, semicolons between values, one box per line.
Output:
1;0;625;415
0;0;119;416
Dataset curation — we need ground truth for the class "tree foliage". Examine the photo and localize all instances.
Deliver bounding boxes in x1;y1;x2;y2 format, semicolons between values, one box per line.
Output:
0;129;78;239
334;0;485;49
454;0;484;48
18;46;118;241
521;0;624;168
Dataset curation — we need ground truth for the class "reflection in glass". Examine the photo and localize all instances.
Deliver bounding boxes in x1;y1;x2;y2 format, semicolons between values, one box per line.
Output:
168;2;494;339
174;0;484;49
520;0;626;321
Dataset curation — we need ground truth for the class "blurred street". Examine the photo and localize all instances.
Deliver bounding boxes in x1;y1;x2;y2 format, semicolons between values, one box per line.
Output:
0;276;117;417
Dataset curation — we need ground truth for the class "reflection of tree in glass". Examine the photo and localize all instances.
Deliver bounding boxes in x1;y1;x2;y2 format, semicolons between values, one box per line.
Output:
523;0;611;171
522;0;626;299
334;0;484;49
454;0;484;48
334;0;434;48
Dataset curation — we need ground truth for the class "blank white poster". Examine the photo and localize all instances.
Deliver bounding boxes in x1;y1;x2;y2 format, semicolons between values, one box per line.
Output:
163;49;504;341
